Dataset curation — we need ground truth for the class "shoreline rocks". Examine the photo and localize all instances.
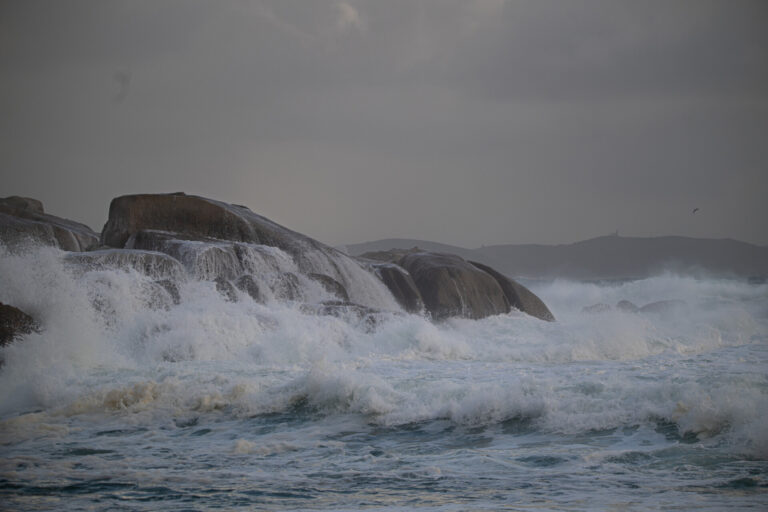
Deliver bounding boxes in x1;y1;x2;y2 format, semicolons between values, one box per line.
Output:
0;196;99;251
1;192;555;323
399;252;510;320
468;261;555;322
101;193;398;310
0;302;40;347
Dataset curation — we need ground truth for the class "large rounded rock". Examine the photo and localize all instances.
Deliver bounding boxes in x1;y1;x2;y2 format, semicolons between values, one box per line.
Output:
101;194;399;311
370;263;424;314
469;261;555;322
398;252;509;320
0;212;59;249
0;196;99;251
102;193;258;248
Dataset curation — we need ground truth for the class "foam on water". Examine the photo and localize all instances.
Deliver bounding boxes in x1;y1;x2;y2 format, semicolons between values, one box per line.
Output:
1;243;767;509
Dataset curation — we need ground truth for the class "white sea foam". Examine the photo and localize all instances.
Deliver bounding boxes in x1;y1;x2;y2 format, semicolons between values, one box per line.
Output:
1;243;767;464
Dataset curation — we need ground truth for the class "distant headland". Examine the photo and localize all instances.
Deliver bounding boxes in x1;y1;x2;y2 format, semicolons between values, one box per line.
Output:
344;235;768;280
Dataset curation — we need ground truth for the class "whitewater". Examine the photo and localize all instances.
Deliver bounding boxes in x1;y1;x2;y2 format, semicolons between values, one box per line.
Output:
1;244;767;511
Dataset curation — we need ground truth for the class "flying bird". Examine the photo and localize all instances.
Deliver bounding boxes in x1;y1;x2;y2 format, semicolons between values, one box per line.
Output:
113;71;131;103
692;208;699;214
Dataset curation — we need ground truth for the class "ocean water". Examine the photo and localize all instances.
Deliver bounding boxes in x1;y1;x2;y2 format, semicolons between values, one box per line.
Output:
1;245;767;511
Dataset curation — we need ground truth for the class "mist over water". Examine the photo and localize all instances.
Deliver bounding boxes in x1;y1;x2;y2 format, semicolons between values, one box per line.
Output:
1;243;767;510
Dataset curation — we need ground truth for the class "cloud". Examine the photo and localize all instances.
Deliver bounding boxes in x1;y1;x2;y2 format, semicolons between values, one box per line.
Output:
336;1;365;32
1;0;766;247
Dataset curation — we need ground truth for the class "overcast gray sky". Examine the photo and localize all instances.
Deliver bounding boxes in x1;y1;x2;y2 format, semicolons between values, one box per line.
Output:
2;0;767;247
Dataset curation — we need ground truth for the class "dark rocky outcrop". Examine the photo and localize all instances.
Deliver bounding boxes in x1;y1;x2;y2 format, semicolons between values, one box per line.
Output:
616;300;640;313
102;193;398;310
398;252;510;320
235;275;263;303
0;302;40;347
102;193;334;270
1;196;44;213
214;277;238;302
2;192;555;324
370;263;424;314
0;196;99;251
469;261;555;322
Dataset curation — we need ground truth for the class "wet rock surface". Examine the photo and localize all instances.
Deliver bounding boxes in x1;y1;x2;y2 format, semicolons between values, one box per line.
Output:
469;261;555;322
399;252;510;320
0;302;40;347
1;193;555;322
370;263;425;314
0;196;99;251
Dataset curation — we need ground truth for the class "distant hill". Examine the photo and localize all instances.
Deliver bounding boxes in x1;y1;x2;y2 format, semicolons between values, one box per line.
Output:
345;235;768;279
341;238;480;262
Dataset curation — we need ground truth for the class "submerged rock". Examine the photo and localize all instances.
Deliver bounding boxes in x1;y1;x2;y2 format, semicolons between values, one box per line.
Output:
399;252;509;320
300;300;383;332
235;275;263;303
156;279;181;305
65;249;186;281
468;261;555;322
0;196;99;251
639;300;687;314
0;302;40;347
582;303;612;314
214;277;238;302
616;300;640;313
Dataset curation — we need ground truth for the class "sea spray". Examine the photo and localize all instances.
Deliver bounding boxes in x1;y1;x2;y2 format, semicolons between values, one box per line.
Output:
1;243;767;510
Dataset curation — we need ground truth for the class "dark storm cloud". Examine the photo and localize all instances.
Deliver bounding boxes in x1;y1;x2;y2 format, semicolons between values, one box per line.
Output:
425;1;768;101
1;0;766;247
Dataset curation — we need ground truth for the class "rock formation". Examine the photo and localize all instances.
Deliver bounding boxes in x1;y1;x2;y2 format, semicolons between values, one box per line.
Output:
0;197;99;251
369;263;424;314
468;261;555;322
101;193;399;310
0;302;40;347
1;192;555;323
398;252;510;320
